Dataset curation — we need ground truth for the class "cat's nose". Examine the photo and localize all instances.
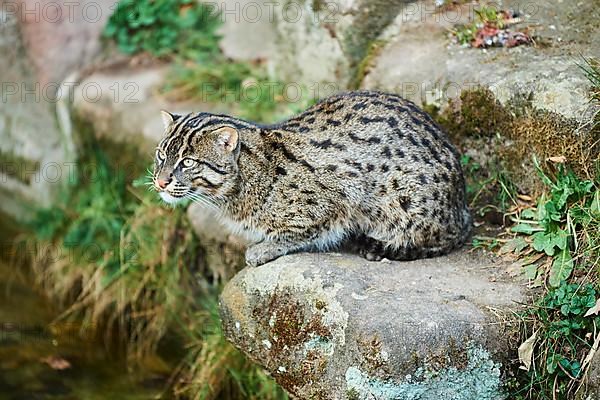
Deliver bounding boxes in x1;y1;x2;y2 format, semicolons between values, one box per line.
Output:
156;178;169;189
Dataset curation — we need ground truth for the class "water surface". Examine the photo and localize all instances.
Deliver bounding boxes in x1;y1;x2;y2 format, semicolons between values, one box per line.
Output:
0;259;170;400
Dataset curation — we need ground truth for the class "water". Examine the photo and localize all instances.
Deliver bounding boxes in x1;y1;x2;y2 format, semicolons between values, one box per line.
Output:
0;259;171;400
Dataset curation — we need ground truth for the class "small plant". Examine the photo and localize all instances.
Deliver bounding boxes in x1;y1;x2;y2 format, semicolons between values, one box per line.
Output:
506;159;598;288
578;56;600;103
502;159;599;399
103;0;221;60
515;282;600;399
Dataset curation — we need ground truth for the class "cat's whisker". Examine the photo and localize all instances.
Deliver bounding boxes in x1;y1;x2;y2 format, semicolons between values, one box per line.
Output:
187;193;215;207
186;192;219;212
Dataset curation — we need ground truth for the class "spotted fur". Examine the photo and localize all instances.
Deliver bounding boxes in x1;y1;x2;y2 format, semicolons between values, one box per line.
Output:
153;90;472;266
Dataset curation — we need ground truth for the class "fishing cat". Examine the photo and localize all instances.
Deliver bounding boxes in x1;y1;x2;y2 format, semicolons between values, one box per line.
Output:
153;91;472;266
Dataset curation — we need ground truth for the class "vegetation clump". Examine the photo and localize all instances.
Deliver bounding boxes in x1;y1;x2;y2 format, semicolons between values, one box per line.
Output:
429;84;598;220
452;6;531;48
103;0;220;61
504;162;599;399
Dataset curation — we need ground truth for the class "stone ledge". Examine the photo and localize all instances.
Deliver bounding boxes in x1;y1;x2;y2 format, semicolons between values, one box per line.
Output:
219;251;528;400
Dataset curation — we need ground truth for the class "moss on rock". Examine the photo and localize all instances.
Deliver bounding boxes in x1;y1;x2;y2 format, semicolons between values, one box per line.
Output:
431;87;599;196
435;87;512;141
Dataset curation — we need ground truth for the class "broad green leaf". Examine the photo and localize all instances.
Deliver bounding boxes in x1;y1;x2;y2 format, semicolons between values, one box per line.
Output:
556;185;574;210
532;232;553;255
549;249;574;287
532;230;568;256
511;223;540;235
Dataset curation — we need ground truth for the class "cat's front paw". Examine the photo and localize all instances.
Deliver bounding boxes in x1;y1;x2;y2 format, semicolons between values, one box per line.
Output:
245;242;287;267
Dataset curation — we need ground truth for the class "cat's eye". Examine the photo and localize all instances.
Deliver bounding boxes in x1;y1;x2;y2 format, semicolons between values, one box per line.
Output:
182;158;197;168
156;149;166;162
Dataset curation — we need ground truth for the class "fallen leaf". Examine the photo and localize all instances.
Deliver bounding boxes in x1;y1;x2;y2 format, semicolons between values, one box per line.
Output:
505;31;531;47
41;356;71;370
582;332;600;370
517;194;533;202
584;298;600;317
548;156;567;163
591;190;600;217
518;331;537;371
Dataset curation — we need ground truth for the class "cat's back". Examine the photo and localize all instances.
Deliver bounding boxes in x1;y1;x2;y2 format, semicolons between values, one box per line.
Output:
273;91;460;177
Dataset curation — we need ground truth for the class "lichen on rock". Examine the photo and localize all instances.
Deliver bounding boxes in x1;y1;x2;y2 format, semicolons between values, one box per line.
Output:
345;344;504;400
219;251;527;399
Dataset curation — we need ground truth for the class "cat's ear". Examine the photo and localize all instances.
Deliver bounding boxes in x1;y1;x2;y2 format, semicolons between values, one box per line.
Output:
214;126;238;153
160;110;179;129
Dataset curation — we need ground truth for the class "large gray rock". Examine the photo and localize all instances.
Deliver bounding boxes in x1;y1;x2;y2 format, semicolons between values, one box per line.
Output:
0;0;117;219
215;0;416;88
589;351;600;400
215;0;277;62
18;0;118;87
0;2;76;219
73;66;170;155
220;251;527;400
362;0;599;122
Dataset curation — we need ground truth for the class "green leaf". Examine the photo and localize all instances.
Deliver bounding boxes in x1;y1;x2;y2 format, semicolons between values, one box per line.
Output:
521;209;537;220
549;249;574;287
532;230;568;256
546;353;559;374
511;223;540;235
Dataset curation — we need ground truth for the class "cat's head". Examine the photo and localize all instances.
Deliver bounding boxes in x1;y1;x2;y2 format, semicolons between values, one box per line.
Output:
153;111;241;204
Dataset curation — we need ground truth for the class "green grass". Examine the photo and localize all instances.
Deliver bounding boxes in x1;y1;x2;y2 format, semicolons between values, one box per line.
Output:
28;145;194;358
460;154;519;218
578;56;600;103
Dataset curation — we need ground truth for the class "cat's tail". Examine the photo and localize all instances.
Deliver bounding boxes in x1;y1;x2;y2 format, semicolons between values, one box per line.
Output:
457;206;473;247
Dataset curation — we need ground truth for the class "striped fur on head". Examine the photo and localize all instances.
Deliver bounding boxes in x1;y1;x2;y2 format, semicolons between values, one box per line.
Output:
153;111;249;204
